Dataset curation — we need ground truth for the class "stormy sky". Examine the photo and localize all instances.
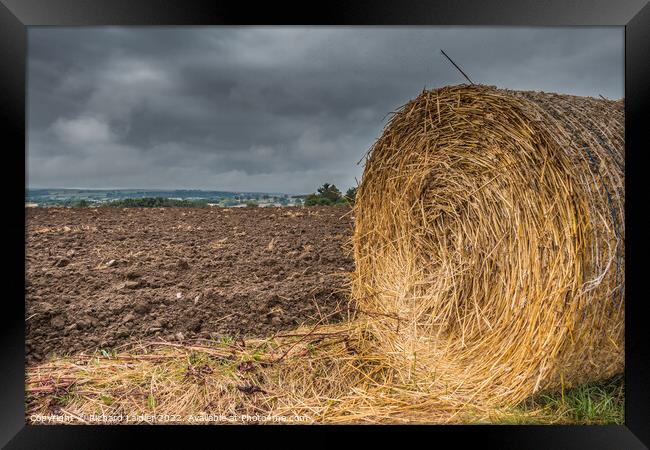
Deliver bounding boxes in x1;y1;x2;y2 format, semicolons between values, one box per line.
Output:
27;27;623;194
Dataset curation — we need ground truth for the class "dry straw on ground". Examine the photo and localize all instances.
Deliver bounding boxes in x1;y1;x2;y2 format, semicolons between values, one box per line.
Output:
26;85;624;423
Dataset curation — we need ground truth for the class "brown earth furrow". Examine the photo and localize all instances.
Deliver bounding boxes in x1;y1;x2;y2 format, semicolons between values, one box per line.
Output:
26;206;354;365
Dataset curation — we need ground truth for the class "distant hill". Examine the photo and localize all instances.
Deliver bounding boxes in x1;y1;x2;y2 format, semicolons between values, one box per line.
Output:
25;188;301;207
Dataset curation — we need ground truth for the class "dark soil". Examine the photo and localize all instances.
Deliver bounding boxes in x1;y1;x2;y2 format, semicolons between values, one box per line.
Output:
25;206;354;365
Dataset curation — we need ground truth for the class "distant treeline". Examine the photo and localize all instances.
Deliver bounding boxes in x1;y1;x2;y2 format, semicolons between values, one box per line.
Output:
104;197;210;208
57;185;357;208
67;197;210;208
304;183;356;206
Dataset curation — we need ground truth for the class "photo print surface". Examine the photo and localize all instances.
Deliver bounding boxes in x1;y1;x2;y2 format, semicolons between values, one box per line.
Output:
26;26;624;425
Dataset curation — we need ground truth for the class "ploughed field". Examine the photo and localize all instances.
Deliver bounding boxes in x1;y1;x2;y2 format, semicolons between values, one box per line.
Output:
26;206;354;365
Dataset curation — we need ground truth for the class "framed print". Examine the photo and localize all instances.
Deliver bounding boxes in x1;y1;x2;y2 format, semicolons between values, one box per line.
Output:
1;0;648;447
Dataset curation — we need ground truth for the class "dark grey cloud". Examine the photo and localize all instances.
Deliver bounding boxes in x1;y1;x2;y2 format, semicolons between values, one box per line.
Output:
27;26;623;193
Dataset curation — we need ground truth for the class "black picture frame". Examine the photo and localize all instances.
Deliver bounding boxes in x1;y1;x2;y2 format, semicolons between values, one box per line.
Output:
2;0;648;447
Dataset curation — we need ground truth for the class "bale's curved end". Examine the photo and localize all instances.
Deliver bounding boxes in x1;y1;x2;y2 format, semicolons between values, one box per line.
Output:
352;85;624;405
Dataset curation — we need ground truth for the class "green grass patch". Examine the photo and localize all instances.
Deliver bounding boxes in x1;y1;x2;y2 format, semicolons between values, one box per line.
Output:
146;394;156;410
497;375;624;424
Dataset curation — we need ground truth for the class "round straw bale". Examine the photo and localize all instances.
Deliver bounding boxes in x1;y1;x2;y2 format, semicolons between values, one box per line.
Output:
352;84;624;405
